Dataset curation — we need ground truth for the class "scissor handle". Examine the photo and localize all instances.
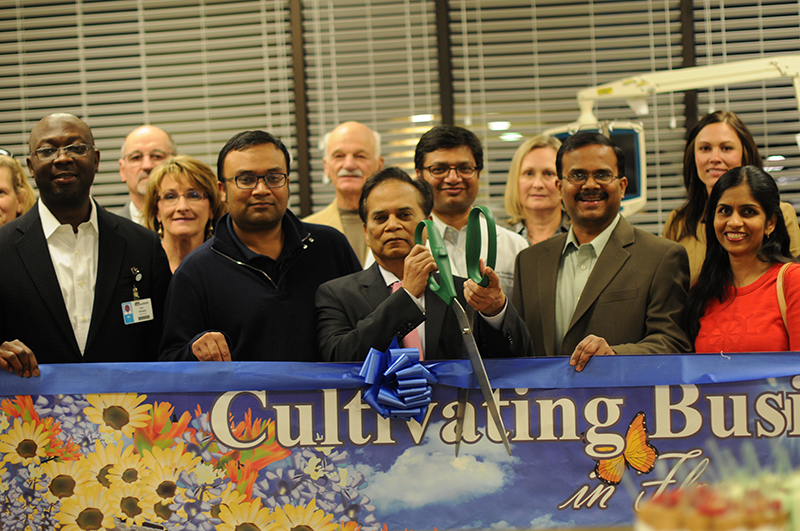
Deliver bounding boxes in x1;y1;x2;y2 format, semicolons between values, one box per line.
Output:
415;220;457;305
465;206;497;287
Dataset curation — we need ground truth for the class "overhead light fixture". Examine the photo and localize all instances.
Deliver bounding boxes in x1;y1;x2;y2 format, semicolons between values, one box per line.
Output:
765;155;785;172
500;132;522;142
488;121;511;131
411;114;434;123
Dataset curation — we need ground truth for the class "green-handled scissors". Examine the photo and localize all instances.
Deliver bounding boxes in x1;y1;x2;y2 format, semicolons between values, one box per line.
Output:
415;206;511;456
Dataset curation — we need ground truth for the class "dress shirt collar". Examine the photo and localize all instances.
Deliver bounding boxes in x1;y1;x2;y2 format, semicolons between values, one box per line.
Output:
377;264;401;287
561;213;621;256
39;198;99;238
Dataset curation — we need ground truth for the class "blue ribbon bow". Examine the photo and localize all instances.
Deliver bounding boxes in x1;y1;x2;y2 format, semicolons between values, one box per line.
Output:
358;343;438;422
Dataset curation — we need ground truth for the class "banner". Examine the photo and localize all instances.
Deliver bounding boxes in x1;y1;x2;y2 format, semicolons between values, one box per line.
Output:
1;354;799;530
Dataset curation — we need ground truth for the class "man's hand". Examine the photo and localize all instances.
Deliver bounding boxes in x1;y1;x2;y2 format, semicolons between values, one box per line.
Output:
192;332;231;362
569;334;616;372
464;260;506;317
0;340;39;378
402;244;438;298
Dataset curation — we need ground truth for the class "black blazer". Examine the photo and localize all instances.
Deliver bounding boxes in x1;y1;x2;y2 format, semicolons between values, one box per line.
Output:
315;263;533;362
0;201;172;364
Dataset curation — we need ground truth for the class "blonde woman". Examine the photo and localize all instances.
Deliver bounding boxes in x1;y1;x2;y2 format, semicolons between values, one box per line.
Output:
142;156;225;272
0;155;35;226
504;135;568;245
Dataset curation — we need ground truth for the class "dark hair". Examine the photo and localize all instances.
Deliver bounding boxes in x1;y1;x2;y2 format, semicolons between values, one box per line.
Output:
666;111;763;241
359;166;434;223
684;165;793;342
414;125;483;171
216;130;291;182
555;131;625;178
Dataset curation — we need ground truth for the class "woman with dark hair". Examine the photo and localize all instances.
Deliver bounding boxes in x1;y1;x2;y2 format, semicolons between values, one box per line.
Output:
686;166;800;352
664;111;800;284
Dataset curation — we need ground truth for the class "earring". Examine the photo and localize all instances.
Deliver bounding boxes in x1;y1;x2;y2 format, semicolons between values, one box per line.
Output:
157;222;163;238
205;219;214;240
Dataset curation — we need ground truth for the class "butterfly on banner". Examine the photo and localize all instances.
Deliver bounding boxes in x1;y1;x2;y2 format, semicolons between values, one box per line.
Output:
586;411;659;485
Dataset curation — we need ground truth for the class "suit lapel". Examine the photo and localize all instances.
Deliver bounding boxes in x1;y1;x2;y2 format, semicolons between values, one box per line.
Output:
86;206;126;351
15;206;81;354
538;236;564;357
359;263;391;310
424;285;448;355
568;218;633;330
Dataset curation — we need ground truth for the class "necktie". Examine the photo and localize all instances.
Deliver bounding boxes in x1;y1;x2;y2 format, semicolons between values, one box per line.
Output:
391;281;424;360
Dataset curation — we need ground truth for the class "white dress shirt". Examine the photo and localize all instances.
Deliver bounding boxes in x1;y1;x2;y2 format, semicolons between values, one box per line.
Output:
128;201;145;226
39;200;100;355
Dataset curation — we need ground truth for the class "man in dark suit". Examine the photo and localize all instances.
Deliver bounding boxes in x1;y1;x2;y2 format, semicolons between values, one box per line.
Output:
316;166;533;362
512;132;691;372
0;113;171;378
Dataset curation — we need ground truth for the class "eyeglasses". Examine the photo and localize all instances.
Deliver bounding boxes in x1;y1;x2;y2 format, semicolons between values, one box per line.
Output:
31;143;94;162
158;190;209;205
563;172;621;185
423;164;479;179
124;150;173;165
228;173;288;189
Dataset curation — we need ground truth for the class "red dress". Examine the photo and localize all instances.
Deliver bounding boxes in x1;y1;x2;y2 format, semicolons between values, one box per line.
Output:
695;262;800;353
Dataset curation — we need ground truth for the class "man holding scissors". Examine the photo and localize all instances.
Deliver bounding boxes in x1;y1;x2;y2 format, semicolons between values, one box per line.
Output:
415;125;529;295
315;166;533;362
513;132;691;372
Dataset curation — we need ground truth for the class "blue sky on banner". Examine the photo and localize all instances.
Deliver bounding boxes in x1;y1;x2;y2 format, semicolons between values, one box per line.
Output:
4;371;800;529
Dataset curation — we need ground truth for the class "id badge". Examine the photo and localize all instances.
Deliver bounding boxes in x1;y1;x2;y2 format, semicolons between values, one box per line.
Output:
121;298;154;325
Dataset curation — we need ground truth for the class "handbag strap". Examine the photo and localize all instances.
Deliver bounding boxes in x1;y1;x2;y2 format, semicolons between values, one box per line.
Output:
777;263;792;330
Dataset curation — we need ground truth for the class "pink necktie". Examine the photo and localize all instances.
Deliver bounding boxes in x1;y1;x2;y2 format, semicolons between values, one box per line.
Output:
391;281;424;360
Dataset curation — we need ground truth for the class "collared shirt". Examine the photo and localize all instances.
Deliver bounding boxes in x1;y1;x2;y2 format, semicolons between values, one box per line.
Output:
39;199;100;355
431;213;529;295
554;213;621;354
377;265;427;356
129;201;145;226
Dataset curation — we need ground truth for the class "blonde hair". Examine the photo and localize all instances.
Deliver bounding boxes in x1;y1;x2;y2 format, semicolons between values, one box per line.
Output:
503;135;562;224
142;155;225;235
0;155;36;216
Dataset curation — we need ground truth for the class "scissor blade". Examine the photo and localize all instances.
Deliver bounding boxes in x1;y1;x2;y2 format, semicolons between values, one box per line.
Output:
454;388;468;457
452;300;512;456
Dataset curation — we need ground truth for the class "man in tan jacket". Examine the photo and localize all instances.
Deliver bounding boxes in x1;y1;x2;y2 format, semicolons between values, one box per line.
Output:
305;121;384;265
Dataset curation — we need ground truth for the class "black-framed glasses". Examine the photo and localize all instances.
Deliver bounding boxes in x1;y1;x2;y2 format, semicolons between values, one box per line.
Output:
31;143;94;162
124;150;173;165
423;164;479;179
228;173;288;189
158;190;209;205
563;172;621;185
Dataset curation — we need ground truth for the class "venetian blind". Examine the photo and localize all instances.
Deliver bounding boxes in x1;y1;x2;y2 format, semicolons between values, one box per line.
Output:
302;0;440;212
450;0;686;235
0;0;296;210
694;0;800;211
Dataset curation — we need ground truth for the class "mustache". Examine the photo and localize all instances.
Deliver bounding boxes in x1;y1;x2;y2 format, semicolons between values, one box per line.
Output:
338;168;363;177
576;190;608;201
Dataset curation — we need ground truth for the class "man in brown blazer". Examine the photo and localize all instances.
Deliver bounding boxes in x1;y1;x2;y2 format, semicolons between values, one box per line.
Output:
512;132;691;371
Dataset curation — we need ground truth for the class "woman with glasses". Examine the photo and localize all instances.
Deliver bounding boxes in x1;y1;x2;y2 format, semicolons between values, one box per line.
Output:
142;156;225;272
686;166;799;352
504;135;568;245
664;110;800;284
0;155;35;227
